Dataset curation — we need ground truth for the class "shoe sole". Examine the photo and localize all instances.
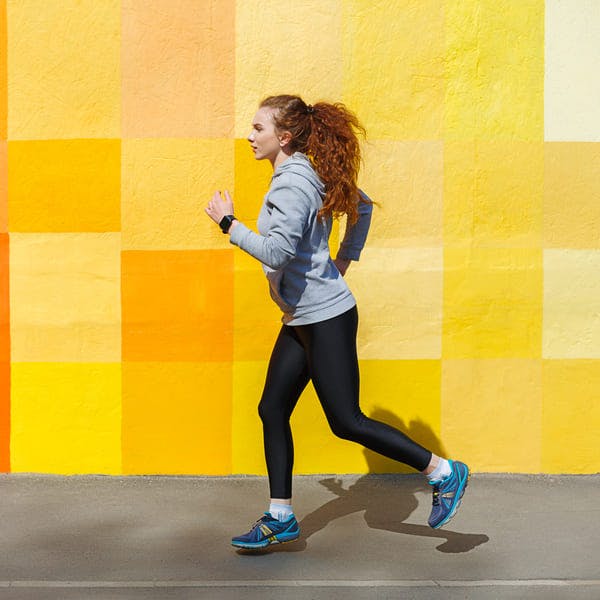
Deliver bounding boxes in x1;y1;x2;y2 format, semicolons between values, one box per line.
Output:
431;467;470;530
231;531;300;550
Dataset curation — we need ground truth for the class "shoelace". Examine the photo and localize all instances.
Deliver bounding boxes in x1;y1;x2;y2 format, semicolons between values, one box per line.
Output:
431;484;440;506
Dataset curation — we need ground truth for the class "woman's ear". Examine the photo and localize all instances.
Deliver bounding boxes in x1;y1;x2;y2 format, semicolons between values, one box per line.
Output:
278;131;292;148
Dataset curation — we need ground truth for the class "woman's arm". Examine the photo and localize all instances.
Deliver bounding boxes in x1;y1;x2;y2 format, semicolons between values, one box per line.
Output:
334;189;373;274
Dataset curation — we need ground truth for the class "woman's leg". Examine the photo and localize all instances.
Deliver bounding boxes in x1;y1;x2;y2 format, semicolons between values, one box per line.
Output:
294;306;432;471
258;324;310;500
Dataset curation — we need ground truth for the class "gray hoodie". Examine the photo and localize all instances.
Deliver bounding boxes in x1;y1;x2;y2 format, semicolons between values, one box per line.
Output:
229;152;372;325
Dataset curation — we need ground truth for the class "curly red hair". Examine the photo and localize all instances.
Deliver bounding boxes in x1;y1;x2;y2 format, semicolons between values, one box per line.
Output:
260;95;367;225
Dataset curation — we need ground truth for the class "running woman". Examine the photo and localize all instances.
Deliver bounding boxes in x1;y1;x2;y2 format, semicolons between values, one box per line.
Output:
205;95;469;550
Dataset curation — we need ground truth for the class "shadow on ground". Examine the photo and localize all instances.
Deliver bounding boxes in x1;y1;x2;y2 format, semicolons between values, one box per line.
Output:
238;409;489;556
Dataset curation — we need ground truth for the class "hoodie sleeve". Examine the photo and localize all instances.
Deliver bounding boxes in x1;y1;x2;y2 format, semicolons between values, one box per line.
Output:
229;176;312;270
336;189;373;261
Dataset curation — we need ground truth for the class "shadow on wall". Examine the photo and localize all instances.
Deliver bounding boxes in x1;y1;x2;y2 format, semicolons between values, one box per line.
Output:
238;411;489;555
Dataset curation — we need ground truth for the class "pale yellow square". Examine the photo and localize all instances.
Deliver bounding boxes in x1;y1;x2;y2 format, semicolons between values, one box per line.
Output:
234;0;342;137
544;143;600;248
343;0;444;139
444;0;544;140
10;233;121;362
443;248;543;358
444;141;543;247
543;250;600;359
7;0;120;139
345;247;443;359
121;139;234;250
442;359;542;472
122;362;232;475
358;141;443;247
542;360;600;473
11;363;121;474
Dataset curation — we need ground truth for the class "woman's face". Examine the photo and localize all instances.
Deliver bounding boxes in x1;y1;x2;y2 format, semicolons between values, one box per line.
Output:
247;107;285;163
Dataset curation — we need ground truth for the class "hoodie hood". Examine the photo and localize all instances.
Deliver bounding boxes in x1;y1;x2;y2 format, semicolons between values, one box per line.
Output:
272;152;325;195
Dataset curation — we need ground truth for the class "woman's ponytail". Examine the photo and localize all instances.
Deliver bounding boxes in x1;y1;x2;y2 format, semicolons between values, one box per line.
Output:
259;95;367;225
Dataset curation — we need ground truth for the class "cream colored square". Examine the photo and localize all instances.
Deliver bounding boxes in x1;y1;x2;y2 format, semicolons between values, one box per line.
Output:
543;250;600;358
345;247;443;359
545;1;600;141
234;0;342;137
442;359;542;472
7;0;120;139
121;139;234;250
10;233;121;362
343;0;444;139
358;141;443;247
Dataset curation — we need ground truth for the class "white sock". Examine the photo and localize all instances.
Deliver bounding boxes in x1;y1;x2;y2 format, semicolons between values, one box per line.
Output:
427;458;452;482
269;502;294;521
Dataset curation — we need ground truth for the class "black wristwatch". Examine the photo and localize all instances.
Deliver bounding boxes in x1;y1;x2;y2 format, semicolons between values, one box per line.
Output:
219;214;236;234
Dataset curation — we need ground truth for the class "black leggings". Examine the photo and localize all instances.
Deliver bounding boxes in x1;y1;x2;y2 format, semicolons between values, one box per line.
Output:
258;305;432;498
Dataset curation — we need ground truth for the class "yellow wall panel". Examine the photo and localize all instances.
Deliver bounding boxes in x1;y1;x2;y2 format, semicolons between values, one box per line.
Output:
442;359;542;472
234;0;343;137
542;360;600;473
121;0;234;139
7;0;120;140
444;141;543;247
544;143;600;248
346;247;443;359
360;141;443;247
443;248;543;358
233;360;441;476
344;0;444;139
444;0;544;140
8;140;120;232
10;233;121;362
121;139;233;250
11;362;121;474
122;362;232;475
543;250;600;359
0;141;6;232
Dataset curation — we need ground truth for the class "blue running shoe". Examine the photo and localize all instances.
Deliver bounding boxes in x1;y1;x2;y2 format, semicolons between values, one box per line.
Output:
231;512;300;549
428;460;470;529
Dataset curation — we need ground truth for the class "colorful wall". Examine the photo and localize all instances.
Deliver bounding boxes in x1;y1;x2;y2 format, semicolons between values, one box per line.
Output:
1;1;599;476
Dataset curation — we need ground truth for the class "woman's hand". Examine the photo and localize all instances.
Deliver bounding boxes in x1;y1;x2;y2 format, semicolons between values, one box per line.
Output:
205;190;234;225
334;257;352;276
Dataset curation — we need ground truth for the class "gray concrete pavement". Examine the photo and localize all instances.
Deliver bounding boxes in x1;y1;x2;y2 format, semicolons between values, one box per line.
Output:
0;473;599;599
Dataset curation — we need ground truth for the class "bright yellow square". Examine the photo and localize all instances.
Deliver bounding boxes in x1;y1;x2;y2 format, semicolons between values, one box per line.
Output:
7;0;120;139
122;0;234;138
443;248;543;358
543;250;600;359
444;0;544;140
232;361;268;475
343;0;444;139
11;362;121;474
121;139;234;250
359;141;443;247
345;247;443;359
233;359;441;476
234;0;342;137
542;360;600;473
444;141;543;247
442;359;542;472
8;140;120;232
10;233;121;362
544;143;600;248
122;362;231;475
